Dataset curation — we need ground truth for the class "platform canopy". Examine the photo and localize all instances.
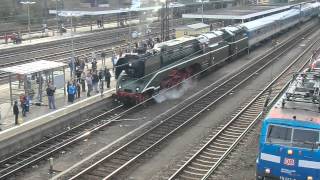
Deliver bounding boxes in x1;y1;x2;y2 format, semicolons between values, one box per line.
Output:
49;3;185;17
182;4;293;21
0;60;67;75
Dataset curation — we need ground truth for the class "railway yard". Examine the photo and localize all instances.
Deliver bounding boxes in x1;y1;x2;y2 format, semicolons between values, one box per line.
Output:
0;1;320;180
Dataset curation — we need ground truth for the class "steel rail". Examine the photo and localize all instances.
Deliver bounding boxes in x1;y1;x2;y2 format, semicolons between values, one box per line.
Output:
0;102;127;179
169;32;320;180
0;84;161;180
65;18;319;180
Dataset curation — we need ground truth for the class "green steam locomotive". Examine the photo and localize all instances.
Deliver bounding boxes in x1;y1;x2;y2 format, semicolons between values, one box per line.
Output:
115;26;247;104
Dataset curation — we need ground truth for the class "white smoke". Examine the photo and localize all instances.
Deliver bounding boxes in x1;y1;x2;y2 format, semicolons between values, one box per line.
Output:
154;79;196;103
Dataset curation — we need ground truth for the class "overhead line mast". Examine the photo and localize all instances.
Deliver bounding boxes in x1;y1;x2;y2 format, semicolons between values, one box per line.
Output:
161;0;170;42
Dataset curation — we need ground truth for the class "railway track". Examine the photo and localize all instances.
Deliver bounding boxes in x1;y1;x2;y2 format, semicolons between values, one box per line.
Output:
0;18;184;59
0;29;175;82
0;19;183;82
0;15;142;35
168;31;320;180
0;23;156;61
61;19;320;180
0;100;129;179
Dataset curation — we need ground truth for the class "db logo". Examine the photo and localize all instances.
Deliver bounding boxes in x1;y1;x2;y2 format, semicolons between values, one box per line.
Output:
284;158;295;166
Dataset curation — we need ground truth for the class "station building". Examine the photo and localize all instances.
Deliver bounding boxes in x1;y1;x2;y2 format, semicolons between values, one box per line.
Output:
175;23;210;38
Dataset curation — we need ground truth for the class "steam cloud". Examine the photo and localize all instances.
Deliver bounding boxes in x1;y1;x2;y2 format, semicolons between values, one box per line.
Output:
154;79;196;103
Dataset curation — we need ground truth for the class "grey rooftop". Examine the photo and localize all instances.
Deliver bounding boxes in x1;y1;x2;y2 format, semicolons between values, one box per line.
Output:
182;4;293;20
0;60;67;75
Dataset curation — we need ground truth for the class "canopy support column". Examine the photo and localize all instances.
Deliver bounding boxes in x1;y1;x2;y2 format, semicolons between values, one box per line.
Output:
63;66;66;96
51;70;54;85
38;72;43;102
9;73;13;105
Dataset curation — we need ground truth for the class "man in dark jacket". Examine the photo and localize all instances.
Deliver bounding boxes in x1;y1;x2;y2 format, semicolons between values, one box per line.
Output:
46;83;56;109
92;72;99;93
101;51;106;65
104;68;111;88
13;101;19;125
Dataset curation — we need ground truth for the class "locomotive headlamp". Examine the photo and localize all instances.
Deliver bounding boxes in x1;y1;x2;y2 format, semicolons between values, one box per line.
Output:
129;63;132;67
136;87;140;92
307;176;313;180
265;168;271;174
288;149;293;155
118;85;122;89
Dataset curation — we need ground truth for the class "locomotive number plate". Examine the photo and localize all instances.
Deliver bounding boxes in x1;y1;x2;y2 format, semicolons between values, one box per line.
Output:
280;176;296;180
284;158;295;166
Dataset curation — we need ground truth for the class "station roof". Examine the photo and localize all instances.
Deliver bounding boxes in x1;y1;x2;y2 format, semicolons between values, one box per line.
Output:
49;0;234;17
182;4;292;21
176;22;210;30
49;4;185;17
0;60;67;75
187;23;210;29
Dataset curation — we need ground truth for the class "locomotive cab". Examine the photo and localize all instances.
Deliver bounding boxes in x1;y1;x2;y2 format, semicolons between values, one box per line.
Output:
115;54;145;79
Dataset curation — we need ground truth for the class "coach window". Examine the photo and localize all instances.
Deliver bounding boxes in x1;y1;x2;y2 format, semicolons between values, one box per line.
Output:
292;129;319;149
266;125;292;145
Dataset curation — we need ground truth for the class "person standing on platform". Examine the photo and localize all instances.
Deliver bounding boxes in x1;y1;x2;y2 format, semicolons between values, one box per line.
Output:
84;55;89;69
92;72;99;93
99;78;104;96
46;82;56;109
80;59;85;71
98;69;104;82
24;93;30;113
68;83;76;103
111;52;117;72
76;69;81;83
76;83;81;98
13;100;19;125
104;68;111;88
101;51;106;65
81;71;86;92
68;57;75;78
91;60;97;71
119;47;123;58
20;93;26;117
86;73;93;97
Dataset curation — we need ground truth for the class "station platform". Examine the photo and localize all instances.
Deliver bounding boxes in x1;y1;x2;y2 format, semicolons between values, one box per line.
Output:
0;53;120;157
0;17;156;49
0;55;116;132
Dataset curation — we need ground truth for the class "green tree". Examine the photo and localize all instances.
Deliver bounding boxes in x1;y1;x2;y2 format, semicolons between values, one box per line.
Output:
0;0;15;22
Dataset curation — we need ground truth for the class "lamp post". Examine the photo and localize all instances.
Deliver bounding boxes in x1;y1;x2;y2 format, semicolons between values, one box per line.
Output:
20;1;36;42
128;8;132;52
202;0;204;23
70;14;75;79
56;0;60;33
59;12;81;78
